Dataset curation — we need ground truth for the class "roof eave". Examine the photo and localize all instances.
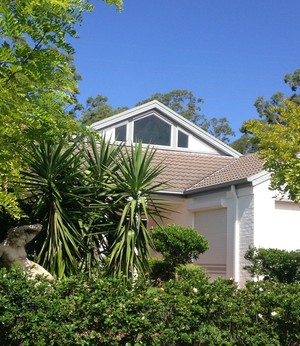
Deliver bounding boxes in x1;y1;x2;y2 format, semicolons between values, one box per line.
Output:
183;178;251;196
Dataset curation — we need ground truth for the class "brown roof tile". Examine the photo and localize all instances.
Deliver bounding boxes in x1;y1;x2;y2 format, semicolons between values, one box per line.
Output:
186;152;265;192
151;150;235;193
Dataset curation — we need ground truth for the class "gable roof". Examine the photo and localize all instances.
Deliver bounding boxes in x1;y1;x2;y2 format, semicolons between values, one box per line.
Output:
90;100;241;158
152;150;266;195
90;100;266;195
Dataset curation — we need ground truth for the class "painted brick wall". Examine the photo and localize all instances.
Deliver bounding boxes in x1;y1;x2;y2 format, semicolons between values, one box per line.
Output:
238;194;254;285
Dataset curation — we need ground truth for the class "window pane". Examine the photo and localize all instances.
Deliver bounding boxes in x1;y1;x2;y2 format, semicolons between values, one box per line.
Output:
115;124;127;141
178;130;188;148
134;115;171;146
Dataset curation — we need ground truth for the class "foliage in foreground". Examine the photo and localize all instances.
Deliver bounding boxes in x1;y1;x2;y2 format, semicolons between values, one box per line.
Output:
18;134;166;279
0;267;299;345
151;224;209;279
0;0;123;219
244;247;300;283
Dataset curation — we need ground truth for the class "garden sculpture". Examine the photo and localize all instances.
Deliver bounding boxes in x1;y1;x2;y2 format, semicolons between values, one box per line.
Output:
0;224;54;280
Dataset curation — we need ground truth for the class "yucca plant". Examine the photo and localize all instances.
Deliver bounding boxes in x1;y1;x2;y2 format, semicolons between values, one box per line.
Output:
106;142;168;279
20;138;90;278
20;134;168;279
79;132;123;273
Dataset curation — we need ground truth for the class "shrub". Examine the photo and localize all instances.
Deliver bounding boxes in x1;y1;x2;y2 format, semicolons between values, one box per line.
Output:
175;263;208;281
244;247;300;283
1;267;300;345
151;224;209;274
149;258;172;282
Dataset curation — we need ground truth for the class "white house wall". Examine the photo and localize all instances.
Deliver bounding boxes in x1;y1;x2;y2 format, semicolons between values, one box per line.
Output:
235;185;255;285
253;180;300;251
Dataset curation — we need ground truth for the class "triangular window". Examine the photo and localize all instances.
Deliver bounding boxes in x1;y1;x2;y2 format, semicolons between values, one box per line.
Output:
133;114;171;146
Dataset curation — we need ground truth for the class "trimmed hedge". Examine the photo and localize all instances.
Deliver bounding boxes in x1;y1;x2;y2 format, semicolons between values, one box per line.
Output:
244;247;300;283
0;267;300;345
151;224;209;279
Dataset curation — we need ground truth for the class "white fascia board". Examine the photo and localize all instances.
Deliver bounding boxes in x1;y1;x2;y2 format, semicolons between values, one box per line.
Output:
247;171;270;186
156;102;241;158
157;190;184;195
89;100;164;130
89;100;241;158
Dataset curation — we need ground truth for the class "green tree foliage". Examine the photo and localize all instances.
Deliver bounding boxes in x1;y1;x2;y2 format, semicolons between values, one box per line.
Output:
20;138;90;278
244;247;300;283
245;100;300;202
230;133;258;154
232;68;300;154
0;0;122;219
80;95;128;125
254;69;300;123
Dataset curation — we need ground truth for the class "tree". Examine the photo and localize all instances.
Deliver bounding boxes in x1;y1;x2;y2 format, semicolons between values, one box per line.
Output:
80;95;128;125
0;0;123;220
136;89;205;124
231;68;300;155
245;100;300;202
230;133;258;155
20;138;90;278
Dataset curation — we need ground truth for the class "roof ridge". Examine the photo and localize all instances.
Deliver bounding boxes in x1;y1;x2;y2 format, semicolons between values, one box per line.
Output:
186;157;239;191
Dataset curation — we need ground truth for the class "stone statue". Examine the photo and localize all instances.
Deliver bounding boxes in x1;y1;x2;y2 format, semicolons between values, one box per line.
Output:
0;224;54;280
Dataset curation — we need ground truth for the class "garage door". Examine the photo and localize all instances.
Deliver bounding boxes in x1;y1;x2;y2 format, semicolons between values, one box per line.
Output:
194;208;227;278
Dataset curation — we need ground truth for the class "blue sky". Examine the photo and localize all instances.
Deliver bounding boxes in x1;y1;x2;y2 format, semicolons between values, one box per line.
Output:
72;0;300;137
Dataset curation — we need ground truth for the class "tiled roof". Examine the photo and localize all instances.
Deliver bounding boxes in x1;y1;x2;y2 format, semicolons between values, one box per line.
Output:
151;150;235;193
152;150;265;194
186;152;265;192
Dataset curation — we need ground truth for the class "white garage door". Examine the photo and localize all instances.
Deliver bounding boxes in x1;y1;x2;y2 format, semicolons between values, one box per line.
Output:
194;208;227;278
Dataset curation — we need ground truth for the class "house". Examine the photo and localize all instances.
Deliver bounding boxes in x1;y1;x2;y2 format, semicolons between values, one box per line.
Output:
90;100;300;285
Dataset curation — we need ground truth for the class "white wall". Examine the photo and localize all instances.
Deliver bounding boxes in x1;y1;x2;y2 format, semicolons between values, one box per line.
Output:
253;180;300;251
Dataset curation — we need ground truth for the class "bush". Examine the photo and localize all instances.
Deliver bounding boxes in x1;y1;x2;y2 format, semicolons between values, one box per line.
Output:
244;247;300;283
175;263;208;281
151;224;209;272
1;267;300;345
149;258;172;282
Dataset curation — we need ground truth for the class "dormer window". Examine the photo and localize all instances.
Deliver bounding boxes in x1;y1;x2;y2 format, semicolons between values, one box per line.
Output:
115;124;127;141
133;114;171;146
178;130;189;148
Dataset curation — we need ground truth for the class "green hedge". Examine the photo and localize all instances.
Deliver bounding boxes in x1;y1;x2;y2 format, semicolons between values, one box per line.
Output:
244;247;300;283
151;224;209;279
0;267;300;345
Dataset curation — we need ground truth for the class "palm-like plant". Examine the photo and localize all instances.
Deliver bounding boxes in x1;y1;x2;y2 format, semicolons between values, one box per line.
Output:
20;134;167;279
21;139;89;278
106;142;167;278
79;133;123;273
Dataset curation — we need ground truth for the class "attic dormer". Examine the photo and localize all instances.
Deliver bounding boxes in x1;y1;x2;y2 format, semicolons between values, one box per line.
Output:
90;100;241;157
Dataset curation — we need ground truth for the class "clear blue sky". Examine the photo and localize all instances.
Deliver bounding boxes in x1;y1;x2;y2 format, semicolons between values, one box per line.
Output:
71;0;300;137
